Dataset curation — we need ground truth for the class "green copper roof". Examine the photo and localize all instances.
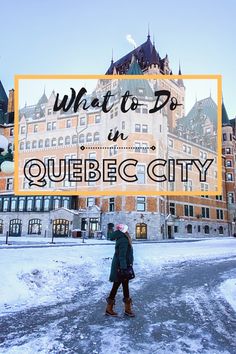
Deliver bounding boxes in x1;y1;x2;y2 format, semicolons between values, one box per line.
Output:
119;56;153;99
222;101;230;126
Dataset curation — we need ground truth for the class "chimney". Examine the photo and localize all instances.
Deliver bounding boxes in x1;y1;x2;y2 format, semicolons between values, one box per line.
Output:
8;89;14;113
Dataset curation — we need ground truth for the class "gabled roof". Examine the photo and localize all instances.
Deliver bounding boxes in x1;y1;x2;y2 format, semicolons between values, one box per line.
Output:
37;91;48;106
177;96;218;135
0;80;8;114
0;80;8;105
106;35;160;74
222;100;230;126
185;96;217;124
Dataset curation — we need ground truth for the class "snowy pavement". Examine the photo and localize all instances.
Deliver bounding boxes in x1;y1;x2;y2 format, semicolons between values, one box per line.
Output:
0;239;236;353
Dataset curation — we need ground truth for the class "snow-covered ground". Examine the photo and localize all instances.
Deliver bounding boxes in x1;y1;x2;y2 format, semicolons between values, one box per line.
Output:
1;238;236;315
220;278;236;311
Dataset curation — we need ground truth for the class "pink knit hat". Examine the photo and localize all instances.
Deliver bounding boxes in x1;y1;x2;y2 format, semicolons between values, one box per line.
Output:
116;224;128;233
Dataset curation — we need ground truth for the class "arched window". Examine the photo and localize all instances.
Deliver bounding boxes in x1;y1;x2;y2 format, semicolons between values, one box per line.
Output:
32;140;37;149
45;139;50;147
52;138;57;146
38;140;43;148
26;197;34;211
53;197;61;209
62;197;70;209
219;226;224;235
35;197;42;211
79;134;85;143
94;132;100;142
9;219;22;236
20;142;24;150
53;219;69;237
26;141;30;149
65;136;70;145
204;225;210;234
43;197;51;211
28;219;42;235
58;137;63;146
136;223;147;239
0;219;3;234
72;135;78;144
86;133;92;143
187;224;192;233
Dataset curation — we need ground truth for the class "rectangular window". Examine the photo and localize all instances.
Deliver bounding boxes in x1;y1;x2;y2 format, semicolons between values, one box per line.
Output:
135;142;141;152
216;209;224;220
169;202;175;215
109;197;115;212
184;205;193;217
202;207;210;218
66;120;71;128
228;192;234;204
142;124;148;133
20;126;26;134
95;115;101;123
137;197;146;211
226;173;233;181
34;125;38;133
184;180;192;191
226;160;232;167
137;165;145;184
80;117;86;126
142;143;148;153
87;197;95;207
142;105;148;114
47;122;52;131
135;124;141;132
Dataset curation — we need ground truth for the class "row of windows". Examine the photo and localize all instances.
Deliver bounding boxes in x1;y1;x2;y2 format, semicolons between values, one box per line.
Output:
0;196;71;212
168;139;211;158
108;196;146;212
19;132;101;150
170;203;224;219
20;116;101;135
135;124;148;133
185;224;224;234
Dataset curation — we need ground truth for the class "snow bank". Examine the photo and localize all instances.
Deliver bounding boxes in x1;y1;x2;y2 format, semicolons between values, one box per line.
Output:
220;278;236;312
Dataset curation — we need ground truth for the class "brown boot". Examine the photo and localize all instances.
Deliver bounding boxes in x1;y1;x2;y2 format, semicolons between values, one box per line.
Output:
105;297;118;316
123;297;135;317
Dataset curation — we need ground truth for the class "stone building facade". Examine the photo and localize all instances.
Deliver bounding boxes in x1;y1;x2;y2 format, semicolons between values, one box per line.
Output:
0;34;235;240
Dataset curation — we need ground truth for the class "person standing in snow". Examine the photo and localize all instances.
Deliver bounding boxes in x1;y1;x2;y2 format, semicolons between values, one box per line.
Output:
105;224;135;317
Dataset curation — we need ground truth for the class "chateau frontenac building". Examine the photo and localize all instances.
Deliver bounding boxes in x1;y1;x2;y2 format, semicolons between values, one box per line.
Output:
0;34;235;239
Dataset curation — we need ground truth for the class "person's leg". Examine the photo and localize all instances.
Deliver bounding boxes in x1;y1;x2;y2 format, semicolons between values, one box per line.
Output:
121;279;130;298
106;281;121;316
108;281;121;300
122;280;135;317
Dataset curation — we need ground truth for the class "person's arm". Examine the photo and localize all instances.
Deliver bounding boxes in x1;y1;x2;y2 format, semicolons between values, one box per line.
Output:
109;231;117;241
118;240;128;270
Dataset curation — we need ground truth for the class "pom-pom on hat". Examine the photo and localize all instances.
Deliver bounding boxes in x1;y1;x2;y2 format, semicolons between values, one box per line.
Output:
116;224;128;233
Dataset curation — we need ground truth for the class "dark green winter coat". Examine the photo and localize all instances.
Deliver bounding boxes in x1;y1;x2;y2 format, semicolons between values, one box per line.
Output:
109;230;134;282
